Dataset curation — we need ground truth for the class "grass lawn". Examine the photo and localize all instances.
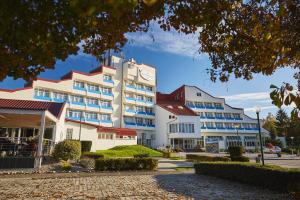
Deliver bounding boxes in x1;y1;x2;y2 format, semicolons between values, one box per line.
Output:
95;145;163;158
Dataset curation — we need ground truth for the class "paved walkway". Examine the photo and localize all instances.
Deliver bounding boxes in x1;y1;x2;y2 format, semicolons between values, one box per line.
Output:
0;172;290;199
157;158;193;171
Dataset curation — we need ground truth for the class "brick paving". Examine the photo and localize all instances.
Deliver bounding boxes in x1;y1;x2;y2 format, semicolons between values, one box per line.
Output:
0;172;290;200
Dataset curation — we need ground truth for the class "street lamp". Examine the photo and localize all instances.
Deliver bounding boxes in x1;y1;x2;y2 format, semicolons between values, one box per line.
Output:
255;106;265;165
291;136;294;155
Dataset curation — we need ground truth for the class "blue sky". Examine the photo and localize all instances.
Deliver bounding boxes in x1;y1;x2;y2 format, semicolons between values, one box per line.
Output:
0;25;295;118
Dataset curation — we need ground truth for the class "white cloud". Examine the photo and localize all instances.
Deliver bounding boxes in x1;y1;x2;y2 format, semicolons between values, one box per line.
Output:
125;23;205;59
222;92;270;102
244;106;277;112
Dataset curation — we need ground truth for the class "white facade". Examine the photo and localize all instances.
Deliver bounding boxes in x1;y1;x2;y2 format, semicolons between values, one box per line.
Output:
0;56;156;150
155;104;202;150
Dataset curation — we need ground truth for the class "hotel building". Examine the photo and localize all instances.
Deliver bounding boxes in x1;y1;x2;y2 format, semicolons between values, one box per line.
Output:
0;56;156;151
155;85;269;152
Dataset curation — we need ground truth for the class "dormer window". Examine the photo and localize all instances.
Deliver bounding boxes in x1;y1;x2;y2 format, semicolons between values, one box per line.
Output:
197;92;201;97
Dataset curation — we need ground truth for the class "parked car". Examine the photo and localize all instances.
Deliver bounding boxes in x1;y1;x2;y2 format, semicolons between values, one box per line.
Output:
264;146;281;154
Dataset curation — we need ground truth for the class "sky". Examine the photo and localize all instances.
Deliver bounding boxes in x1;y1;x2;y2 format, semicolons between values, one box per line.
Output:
0;24;295;118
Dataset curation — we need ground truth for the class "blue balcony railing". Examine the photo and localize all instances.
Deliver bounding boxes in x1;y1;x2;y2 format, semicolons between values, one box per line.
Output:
147;124;155;128
71;101;85;106
67;116;83;121
86;118;99;122
195;105;205;109
137;111;147;115
103;79;114;84
215;106;224;110
215;116;225;119
102;92;113;97
225;117;234;120
53;98;67;103
205;106;215;109
234;118;243;120
207;127;217;129
101;106;113;110
34;95;52;101
125;122;136;126
146;112;155;116
126;109;136;113
146;101;154;105
101;120;112;123
206;116;215;119
126;97;136;101
73;86;86;91
88;89;101;94
136;99;146;103
126;85;136;89
87;104;100;108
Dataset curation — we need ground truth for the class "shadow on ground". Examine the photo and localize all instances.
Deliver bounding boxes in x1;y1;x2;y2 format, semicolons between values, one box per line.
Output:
154;173;290;199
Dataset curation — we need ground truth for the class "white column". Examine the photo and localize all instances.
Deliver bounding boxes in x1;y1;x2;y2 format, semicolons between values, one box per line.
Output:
17;128;21;144
36;111;46;169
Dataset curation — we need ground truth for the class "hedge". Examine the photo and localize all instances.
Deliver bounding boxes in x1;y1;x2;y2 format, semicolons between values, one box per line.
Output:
228;146;244;157
133;153;150;158
81;141;92;152
81;152;104;159
230;156;249;162
194;162;300;193
95;158;158;171
186;154;230;162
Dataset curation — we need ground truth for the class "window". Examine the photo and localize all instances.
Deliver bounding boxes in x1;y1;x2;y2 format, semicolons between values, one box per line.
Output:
100;114;111;121
87;98;98;105
145;119;153;125
206;122;214;128
34;88;50;98
145;107;153;113
233;113;241;119
224;113;232;119
100;100;111;108
87;84;99;92
74;81;85;88
136;83;143;90
170;123;194;133
86;112;98;120
224;123;233;128
102;87;112;94
136;106;144;112
66;129;73;140
205;112;214;118
136;95;143;101
98;133;114;140
215;113;223;118
53;92;68;101
103;74;112;81
145;86;152;91
196;92;201;97
215;103;222;108
215;122;223;128
71;95;84;103
68;110;82;118
146;96;153;102
195;102;203;107
204;102;213;108
135;117;143;124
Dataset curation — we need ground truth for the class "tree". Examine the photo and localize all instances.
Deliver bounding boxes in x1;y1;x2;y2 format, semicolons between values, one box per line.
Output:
275;109;290;137
263;113;277;139
1;0;300;114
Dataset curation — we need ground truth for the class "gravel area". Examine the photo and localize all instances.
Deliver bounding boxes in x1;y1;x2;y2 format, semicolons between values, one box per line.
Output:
0;173;290;200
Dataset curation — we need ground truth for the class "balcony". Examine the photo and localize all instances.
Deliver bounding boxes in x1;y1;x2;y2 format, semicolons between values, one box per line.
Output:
87;89;101;94
66;116;84;121
146;112;155;116
215;116;225;120
215;106;224;110
126;97;136;101
53;98;67;103
145;101;154;106
234;117;243;120
87;104;100;108
86;118;99;123
103;79;114;84
73;86;86;91
70;101;86;106
100;120;113;124
101;106;113;110
125;109;136;113
102;92;113;97
136;87;146;92
205;116;215;119
195;105;205;109
34;95;52;101
126;85;136;89
136;111;147;115
205;106;215;109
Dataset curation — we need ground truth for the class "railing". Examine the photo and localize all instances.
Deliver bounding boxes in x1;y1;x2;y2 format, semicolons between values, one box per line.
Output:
34;95;52;101
73;86;86;91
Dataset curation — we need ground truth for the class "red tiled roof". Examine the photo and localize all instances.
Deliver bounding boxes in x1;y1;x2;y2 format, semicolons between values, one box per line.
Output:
0;99;65;118
65;119;137;136
157;100;198;116
98;127;137;136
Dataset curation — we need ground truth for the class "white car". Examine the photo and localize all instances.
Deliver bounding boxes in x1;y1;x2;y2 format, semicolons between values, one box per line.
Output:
264;146;281;154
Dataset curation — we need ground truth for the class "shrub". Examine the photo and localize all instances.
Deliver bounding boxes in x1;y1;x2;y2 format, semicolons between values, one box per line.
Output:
82;152;104;159
81;141;92;152
228;146;244;157
95;158;158;171
61;160;72;171
194;162;300;194
186;154;230;162
173;147;183;152
52;140;81;161
80;158;95;169
134;153;149;158
231;156;250;162
163;151;171;158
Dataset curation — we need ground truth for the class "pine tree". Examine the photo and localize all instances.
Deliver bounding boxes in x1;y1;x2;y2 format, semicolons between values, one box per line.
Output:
275;109;290;136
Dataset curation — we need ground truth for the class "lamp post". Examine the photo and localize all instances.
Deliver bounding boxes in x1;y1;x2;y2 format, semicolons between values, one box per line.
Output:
291;136;294;155
255;106;264;165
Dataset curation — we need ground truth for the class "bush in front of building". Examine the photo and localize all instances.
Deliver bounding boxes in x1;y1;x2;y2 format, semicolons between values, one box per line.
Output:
80;141;92;152
60;160;72;171
194;162;300;194
52;140;81;161
81;152;104;159
186;154;230;162
80;157;95;169
230;156;250;162
95;158;158;171
228;146;244;157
